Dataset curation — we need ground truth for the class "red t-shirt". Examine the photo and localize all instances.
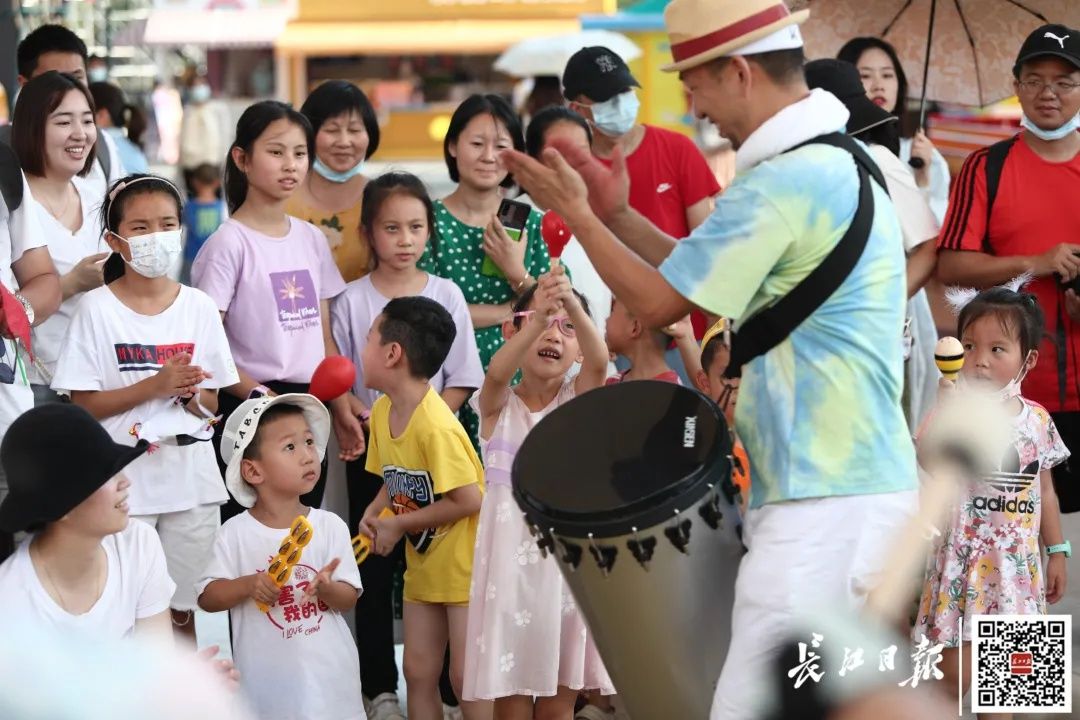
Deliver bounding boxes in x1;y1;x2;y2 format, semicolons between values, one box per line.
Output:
599;125;721;337
938;134;1080;412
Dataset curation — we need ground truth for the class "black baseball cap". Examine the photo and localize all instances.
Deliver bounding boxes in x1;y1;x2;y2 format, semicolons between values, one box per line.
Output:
805;59;897;136
562;46;641;103
1014;24;1080;76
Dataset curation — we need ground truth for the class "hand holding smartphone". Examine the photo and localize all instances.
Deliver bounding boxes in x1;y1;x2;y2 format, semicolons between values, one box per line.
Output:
480;198;531;279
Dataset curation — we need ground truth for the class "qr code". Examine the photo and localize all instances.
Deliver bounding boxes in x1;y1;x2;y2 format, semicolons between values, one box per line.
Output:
972;614;1072;713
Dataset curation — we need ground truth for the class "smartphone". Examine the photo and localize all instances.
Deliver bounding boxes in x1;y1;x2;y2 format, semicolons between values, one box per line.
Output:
480;198;532;279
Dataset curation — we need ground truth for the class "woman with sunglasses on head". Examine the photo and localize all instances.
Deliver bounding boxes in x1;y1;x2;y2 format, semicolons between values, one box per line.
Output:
10;71;110;406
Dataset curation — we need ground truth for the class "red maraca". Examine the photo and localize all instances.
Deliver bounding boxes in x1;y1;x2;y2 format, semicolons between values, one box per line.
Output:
541;209;572;259
310;355;356;402
0;283;32;358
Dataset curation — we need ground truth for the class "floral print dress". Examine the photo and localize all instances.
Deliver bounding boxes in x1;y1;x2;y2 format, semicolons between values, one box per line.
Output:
913;399;1069;646
419;200;551;444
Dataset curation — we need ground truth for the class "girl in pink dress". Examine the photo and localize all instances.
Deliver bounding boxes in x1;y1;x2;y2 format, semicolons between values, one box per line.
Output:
463;266;613;718
914;284;1069;707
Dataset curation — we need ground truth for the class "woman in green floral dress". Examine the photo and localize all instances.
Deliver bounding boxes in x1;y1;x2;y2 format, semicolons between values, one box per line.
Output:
419;94;551;445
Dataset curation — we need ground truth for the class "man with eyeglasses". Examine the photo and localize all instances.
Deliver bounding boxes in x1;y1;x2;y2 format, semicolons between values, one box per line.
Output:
938;23;1080;512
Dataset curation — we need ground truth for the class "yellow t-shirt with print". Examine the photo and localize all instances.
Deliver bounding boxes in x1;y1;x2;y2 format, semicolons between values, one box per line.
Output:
365;386;484;604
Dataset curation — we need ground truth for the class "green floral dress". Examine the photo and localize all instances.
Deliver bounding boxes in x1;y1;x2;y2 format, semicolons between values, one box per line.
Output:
419;200;551;444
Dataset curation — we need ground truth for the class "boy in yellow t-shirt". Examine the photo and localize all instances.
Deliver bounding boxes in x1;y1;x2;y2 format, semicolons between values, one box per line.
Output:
358;296;485;720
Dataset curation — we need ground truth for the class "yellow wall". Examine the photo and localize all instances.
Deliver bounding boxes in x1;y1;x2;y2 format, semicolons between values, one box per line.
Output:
626;30;693;138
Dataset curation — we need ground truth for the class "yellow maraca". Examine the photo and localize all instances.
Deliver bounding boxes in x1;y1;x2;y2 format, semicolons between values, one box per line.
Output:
352;507;396;565
257;515;314;613
935;336;964;381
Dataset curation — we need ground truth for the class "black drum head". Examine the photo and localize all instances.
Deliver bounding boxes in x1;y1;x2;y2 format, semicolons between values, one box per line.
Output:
512;381;731;538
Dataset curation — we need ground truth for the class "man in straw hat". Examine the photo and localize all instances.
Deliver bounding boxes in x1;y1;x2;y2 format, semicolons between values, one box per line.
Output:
503;1;917;717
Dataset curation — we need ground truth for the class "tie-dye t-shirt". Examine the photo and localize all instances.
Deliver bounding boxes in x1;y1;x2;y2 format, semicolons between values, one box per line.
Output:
660;142;916;509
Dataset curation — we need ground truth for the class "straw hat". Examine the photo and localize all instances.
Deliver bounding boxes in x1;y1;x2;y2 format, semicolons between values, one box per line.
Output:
662;0;810;73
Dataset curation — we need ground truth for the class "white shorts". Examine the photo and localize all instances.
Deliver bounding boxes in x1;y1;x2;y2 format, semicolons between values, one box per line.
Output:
710;489;917;720
132;504;221;612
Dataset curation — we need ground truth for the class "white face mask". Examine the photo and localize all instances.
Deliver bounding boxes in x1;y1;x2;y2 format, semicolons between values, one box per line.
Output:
117;229;182;278
88;67;108;83
190;84;212;104
590;91;640;137
961;351;1033;402
1021;112;1080;140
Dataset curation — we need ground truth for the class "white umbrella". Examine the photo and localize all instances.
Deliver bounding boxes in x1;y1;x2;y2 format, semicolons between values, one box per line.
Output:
495;30;642;78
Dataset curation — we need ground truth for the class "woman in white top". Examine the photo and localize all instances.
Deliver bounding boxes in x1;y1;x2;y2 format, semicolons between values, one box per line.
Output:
10;71;109;403
839;37;952;225
0;402;172;640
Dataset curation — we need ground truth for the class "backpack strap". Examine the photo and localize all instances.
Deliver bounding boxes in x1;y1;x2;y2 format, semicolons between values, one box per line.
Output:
724;133;886;379
983;134;1018;246
0;129;23;212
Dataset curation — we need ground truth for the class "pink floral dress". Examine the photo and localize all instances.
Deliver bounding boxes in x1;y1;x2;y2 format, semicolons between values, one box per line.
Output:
462;380;613;701
913;398;1069;647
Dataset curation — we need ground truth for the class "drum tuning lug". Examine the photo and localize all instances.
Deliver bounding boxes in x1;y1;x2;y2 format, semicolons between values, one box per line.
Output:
557;539;583;570
664;518;693;554
588;542;618;576
699;493;724;530
533;526;555;558
627;536;657;568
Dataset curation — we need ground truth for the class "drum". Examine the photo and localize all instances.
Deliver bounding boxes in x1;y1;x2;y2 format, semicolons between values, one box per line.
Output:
512;381;745;720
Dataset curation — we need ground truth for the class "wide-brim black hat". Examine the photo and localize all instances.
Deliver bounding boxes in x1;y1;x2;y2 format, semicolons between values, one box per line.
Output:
0;403;149;532
805;58;898;137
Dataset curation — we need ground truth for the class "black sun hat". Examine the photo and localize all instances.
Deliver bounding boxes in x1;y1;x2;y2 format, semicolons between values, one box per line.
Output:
0;403;149;532
805;58;899;137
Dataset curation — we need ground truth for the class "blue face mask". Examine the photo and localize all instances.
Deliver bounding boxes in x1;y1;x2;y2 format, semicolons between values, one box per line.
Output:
313;156;366;183
1021;112;1080;141
590;91;640;137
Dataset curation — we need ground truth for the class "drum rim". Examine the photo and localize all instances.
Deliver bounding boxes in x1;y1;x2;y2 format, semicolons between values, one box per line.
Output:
511;383;732;539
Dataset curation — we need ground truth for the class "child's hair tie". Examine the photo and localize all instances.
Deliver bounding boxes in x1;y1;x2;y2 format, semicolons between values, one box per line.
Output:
105;175;184;228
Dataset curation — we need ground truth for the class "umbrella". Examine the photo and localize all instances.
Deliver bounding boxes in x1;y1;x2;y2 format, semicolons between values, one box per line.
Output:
494;30;642;78
793;0;1080;109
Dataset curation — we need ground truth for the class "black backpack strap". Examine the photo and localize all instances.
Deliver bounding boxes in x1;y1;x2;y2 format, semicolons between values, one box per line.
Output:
0;128;22;212
724;133;884;379
983;134;1018;247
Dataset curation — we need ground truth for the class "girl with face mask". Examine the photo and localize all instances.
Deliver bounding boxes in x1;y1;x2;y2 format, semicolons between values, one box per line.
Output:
914;282;1070;705
50;174;241;643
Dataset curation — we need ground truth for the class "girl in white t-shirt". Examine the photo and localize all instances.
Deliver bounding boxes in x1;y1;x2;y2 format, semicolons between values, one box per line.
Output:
51;174;240;641
191;101;362;520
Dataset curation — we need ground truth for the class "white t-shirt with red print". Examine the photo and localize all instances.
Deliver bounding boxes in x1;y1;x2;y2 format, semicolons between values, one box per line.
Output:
196;509;366;720
51;284;239;515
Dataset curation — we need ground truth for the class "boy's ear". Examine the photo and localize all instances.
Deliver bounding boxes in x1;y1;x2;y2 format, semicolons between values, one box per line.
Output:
385;341;406;369
240;457;263;486
629;317;643;340
693;369;711;395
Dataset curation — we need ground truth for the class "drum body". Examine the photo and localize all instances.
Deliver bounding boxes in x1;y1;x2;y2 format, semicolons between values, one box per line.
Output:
512;382;745;720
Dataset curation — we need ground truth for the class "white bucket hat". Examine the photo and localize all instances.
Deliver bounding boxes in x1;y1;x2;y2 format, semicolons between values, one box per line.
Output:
220;393;330;508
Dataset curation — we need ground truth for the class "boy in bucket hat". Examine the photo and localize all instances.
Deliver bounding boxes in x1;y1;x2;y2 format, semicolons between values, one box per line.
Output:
503;1;916;718
197;393;365;720
0;403;176;639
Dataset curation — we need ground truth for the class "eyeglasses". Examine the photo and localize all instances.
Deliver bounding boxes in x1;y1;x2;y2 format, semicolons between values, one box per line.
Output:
513;311;576;338
1017;79;1080;96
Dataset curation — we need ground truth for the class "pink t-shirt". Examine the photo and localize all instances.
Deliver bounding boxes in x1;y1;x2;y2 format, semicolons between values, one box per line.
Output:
191;217;346;384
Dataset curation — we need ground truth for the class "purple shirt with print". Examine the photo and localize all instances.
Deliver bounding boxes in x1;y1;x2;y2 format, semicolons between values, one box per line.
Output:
192;217;346;384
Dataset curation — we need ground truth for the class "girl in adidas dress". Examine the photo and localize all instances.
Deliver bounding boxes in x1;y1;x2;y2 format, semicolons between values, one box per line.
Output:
914;282;1069;702
463;267;613;718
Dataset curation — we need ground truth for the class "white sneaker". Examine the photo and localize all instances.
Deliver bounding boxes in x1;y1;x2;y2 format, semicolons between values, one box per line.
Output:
365;692;406;720
442;703;464;720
